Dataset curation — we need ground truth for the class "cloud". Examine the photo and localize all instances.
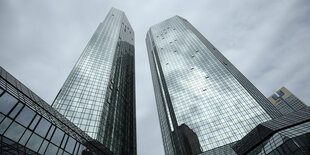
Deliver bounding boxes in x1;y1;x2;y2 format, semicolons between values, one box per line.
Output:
0;0;309;154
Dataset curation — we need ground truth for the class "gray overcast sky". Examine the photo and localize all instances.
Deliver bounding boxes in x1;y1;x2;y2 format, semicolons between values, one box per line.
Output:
0;0;309;155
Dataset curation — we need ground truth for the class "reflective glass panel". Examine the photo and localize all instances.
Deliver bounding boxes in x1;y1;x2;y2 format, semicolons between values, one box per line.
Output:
51;128;64;146
45;143;58;154
9;103;23;118
19;129;32;145
29;114;40;130
0;92;18;115
0;113;4;122
34;117;51;137
65;136;76;153
26;133;43;152
46;125;55;140
15;106;35;127
4;122;26;142
0;117;12;134
39;140;49;154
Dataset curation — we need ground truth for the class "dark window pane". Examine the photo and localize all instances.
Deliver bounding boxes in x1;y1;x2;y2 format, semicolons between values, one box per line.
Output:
15;106;35;127
19;129;32;145
4;122;26;142
0;117;12;134
26;133;43;152
65;136;76;154
34;117;51;137
29;115;40;130
46;125;55;140
0;92;18;115
272;95;279;100
51;128;64;146
45;143;58;154
277;90;284;97
9;103;23;118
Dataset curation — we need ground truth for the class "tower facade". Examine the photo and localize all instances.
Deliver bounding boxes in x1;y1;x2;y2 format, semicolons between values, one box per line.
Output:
146;16;282;154
52;8;136;155
268;86;307;115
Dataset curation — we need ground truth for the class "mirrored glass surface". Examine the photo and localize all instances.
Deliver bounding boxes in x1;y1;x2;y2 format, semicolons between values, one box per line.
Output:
0;92;18;115
34;117;51;137
4;122;25;142
51;128;64;146
15;106;36;127
26;133;43;152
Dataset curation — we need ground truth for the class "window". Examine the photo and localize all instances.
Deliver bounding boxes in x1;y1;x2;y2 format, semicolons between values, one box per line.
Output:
61;135;68;148
9;103;23;118
19;129;32;145
46;125;56;140
272;95;279;100
65;136;76;154
26;133;43;152
34;117;51;137
4;122;26;142
29;115;41;130
15;106;36;127
0;92;18;115
0;113;4;122
39;140;49;154
45;143;58;154
277;90;285;97
0;118;12;134
51;128;65;146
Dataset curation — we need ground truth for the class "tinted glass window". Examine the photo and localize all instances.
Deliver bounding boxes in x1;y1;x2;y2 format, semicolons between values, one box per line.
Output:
19;129;32;145
34;117;51;137
0;92;18;115
51;128;64;146
9;103;23;118
0;113;4;122
78;145;86;155
61;134;68;148
277;90;284;97
65;136;76;154
39;140;49;154
29;115;40;130
45;143;58;154
46;125;55;140
26;133;43;152
73;143;80;155
272;95;279;100
0;118;12;134
15;106;36;127
4;122;26;142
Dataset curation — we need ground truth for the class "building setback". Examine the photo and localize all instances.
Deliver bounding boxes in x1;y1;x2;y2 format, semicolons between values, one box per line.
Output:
0;66;113;155
146;16;282;155
52;8;136;155
268;87;307;115
233;106;310;155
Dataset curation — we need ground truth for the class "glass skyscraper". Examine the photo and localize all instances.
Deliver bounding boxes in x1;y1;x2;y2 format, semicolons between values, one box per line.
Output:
146;16;282;154
52;8;136;155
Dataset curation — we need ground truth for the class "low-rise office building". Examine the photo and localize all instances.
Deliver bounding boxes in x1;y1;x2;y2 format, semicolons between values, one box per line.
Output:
0;66;113;155
233;106;310;155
